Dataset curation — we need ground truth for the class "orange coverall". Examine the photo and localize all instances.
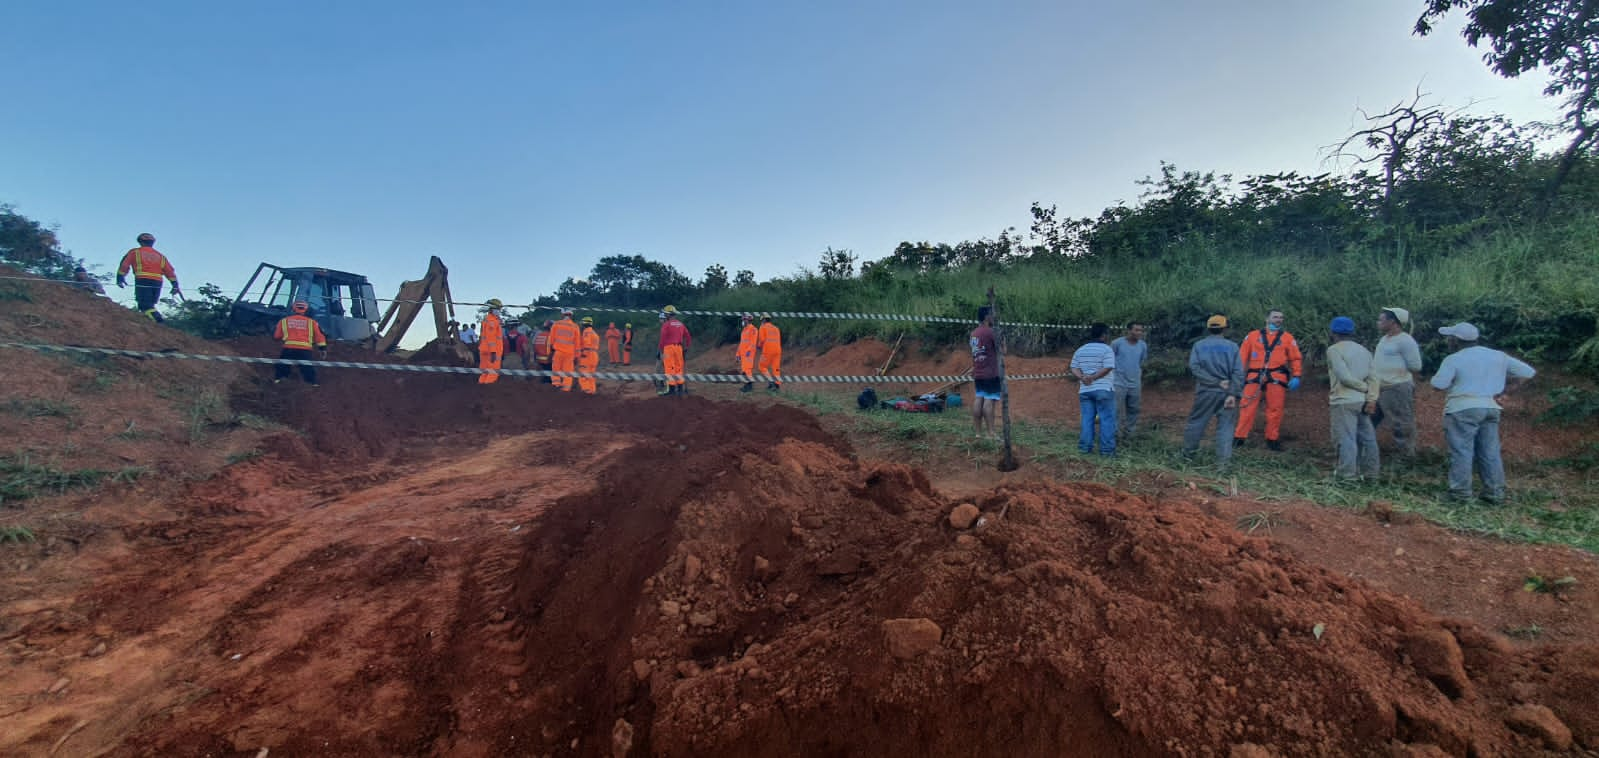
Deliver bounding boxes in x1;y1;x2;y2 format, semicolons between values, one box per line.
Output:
579;326;601;395
548;317;581;391
477;312;504;385
1234;328;1303;441
738;322;759;381
757;321;782;386
659;318;691;387
623;326;633;365
605;324;622;364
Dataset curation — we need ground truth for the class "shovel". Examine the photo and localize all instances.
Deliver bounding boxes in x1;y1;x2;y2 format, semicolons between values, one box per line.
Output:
987;287;1020;472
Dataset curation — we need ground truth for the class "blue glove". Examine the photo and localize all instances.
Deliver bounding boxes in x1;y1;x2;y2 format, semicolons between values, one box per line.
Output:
116;275;127;288
1287;377;1301;391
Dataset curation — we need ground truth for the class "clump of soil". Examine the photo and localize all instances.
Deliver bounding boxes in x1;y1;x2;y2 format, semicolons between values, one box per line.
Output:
488;436;1597;756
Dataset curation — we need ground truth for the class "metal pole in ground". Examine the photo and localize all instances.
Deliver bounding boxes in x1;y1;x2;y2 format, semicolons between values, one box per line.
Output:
988;287;1019;471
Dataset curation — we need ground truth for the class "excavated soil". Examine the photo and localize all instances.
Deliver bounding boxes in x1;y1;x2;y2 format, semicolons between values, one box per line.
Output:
3;290;1597;756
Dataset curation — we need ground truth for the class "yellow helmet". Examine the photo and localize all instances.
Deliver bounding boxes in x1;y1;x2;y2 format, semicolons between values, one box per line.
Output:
624;323;632;328
581;316;594;325
486;298;504;309
663;305;678;314
760;312;772;320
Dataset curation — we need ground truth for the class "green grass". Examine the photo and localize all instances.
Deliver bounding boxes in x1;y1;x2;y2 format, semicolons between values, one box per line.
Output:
785;392;1599;553
3;398;77;419
0;456;113;506
699;215;1599;376
0;525;36;544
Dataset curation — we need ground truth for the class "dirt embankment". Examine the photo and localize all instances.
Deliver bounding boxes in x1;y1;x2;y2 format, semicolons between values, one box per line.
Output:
3;293;1597;756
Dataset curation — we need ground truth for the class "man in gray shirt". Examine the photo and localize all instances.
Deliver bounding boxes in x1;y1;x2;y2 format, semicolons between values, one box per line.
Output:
1372;307;1423;456
1111;323;1149;438
1430;322;1535;504
1183;315;1246;469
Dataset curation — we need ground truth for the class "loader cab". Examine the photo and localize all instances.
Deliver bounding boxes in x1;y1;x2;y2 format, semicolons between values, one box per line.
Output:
230;264;381;342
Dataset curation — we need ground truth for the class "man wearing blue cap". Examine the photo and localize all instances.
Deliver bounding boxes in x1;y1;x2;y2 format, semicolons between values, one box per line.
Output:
1326;316;1380;481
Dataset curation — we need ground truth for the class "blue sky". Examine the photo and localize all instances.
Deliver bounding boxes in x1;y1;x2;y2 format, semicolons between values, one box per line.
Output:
3;1;1559;316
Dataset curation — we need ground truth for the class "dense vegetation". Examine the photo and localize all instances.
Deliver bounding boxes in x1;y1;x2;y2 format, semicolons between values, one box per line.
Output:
543;111;1599;378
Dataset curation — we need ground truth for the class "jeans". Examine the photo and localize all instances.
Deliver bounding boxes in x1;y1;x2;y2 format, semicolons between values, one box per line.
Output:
1182;391;1237;466
1444;408;1505;502
1115;385;1142;436
1329;402;1379;480
1079;390;1116;455
1375;382;1417;456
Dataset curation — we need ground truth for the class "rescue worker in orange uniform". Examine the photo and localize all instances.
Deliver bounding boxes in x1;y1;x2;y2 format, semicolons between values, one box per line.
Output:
548;308;581;392
658;305;692;396
272;300;328;386
578;316;602;395
116;232;182;322
477;299;506;385
1234;308;1304;451
532;320;554;384
737;313;759;392
622;323;634;365
605;322;623;365
757;313;783;392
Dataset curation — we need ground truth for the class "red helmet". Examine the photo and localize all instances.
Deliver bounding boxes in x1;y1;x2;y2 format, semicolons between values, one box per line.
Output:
136;233;155;244
292;301;309;314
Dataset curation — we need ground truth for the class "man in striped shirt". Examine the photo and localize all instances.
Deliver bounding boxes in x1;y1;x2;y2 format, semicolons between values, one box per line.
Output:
1070;323;1117;456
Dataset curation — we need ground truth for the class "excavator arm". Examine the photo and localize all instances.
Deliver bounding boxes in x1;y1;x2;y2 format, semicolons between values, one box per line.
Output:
374;256;458;353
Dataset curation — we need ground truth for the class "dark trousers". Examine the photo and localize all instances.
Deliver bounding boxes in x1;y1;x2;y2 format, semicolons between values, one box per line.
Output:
275;348;318;384
134;279;164;321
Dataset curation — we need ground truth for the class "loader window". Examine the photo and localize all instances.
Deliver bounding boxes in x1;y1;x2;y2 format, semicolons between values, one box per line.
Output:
268;276;294;308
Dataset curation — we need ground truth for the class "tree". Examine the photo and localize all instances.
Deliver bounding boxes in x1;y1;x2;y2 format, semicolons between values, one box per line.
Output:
818;247;857;280
1417;0;1599;198
589;255;652;306
161;283;240;340
733;269;757;288
1325;89;1451;224
700;263;730;294
0;203;85;279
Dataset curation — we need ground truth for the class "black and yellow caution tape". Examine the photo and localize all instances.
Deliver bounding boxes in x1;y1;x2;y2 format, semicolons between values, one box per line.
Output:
0;342;1071;384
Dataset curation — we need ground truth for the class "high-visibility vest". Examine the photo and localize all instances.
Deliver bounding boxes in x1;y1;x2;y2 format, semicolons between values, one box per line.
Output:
118;247;176;282
581;327;600;356
549;319;580;353
479;313;504;352
274;314;326;350
758;322;781;354
739;324;758;355
532;330;552;360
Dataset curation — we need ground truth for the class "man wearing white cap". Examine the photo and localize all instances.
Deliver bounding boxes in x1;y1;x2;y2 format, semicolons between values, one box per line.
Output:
1373;307;1423;456
1430;322;1536;504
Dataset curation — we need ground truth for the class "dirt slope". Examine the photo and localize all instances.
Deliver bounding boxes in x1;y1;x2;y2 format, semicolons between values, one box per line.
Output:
3;308;1597;756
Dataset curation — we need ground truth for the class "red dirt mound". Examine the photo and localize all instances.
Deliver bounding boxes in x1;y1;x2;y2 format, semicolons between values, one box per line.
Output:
478;437;1597;756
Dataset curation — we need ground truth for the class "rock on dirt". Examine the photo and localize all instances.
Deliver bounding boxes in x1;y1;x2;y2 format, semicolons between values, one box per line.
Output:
659;600;681;617
1402;629;1471;699
683;555;703;584
948;503;980;529
611;718;635;757
1504;704;1573;750
882;618;942;659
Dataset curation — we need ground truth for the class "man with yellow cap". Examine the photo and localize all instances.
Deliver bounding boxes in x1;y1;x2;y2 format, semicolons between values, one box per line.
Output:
477;299;506;385
1372;306;1422;456
578;316;601;394
657;305;691;396
1182;314;1246;468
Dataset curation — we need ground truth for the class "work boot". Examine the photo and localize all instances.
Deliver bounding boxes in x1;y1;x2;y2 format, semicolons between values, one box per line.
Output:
657;386;672;396
741;382;753;393
1233;437;1247;448
1267;440;1283;452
